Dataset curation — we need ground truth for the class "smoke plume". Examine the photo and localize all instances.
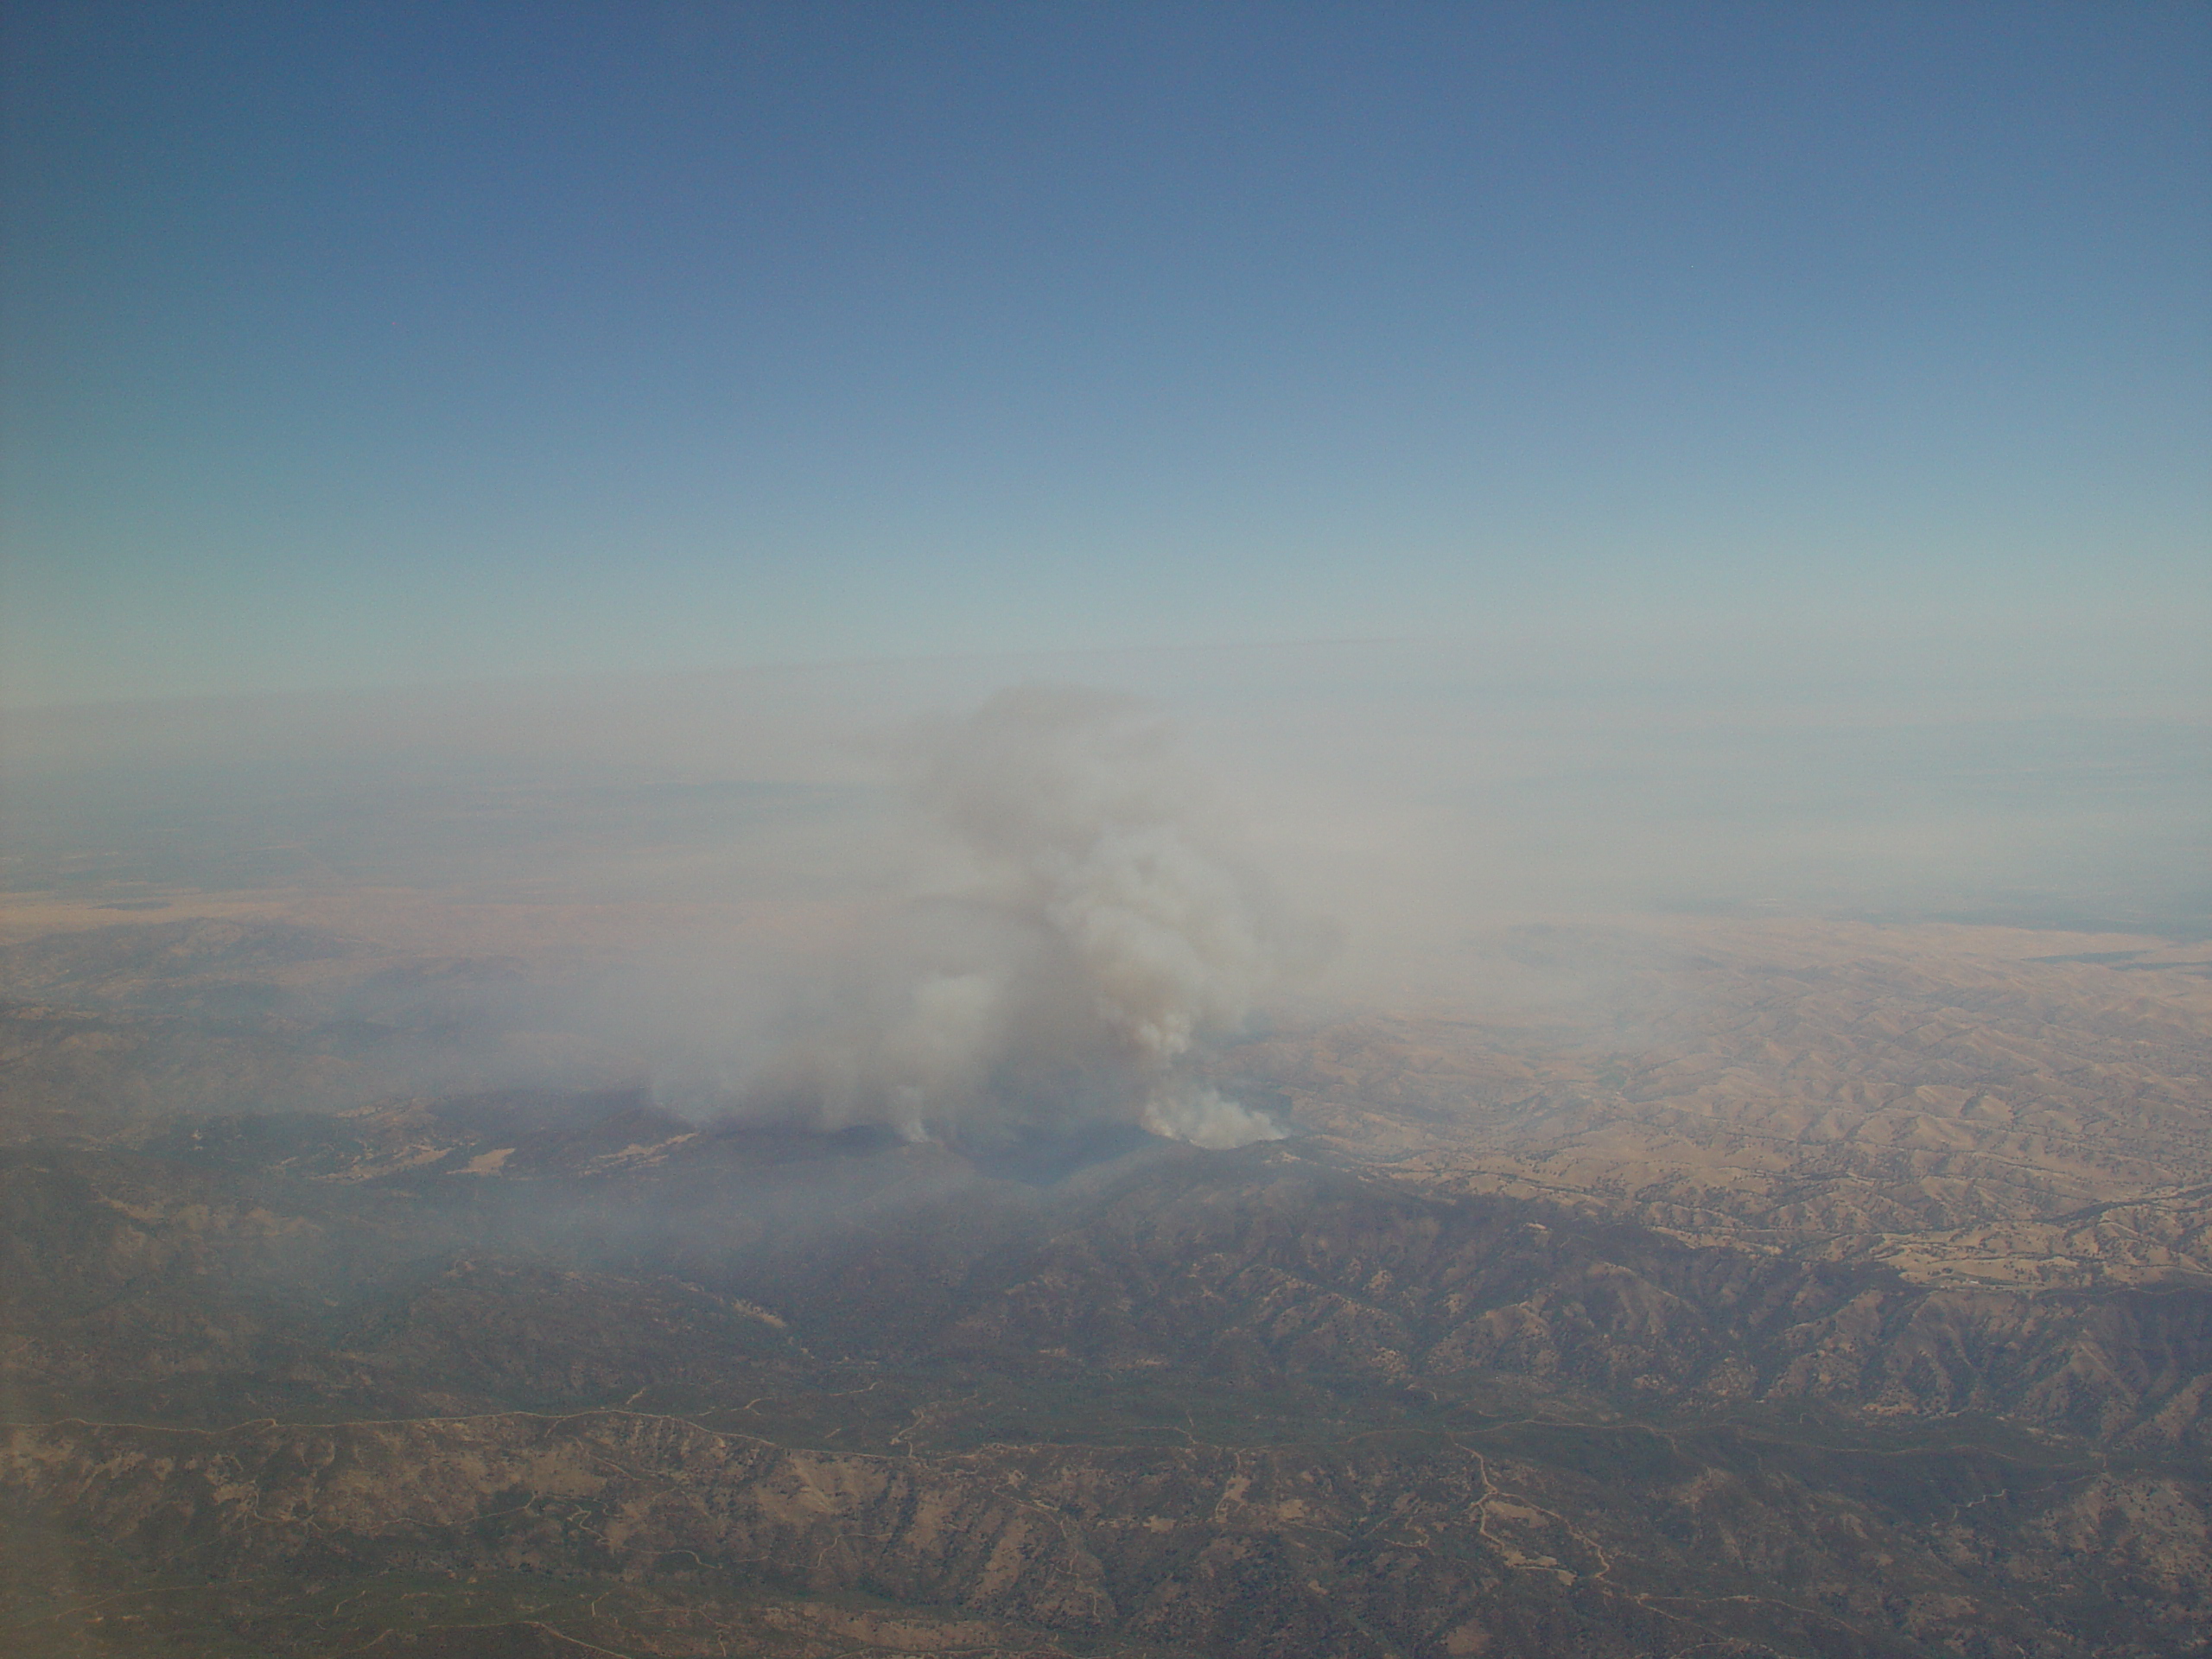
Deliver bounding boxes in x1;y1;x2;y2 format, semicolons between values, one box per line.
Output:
723;686;1303;1149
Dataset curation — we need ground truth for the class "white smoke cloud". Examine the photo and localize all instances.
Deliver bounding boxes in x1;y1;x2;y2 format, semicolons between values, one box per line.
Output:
716;685;1304;1149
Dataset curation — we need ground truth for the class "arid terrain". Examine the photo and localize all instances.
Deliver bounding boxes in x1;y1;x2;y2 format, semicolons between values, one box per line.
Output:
10;0;2207;1646
3;893;2208;1658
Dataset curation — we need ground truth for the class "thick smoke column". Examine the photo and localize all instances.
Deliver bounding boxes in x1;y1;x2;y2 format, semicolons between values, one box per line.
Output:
741;686;1297;1149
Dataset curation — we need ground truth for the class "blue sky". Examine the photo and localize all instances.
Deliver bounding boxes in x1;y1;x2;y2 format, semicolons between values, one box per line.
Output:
3;0;2206;706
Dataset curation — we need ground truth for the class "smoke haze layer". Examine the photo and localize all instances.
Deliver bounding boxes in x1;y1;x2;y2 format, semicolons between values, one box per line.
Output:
666;686;1305;1150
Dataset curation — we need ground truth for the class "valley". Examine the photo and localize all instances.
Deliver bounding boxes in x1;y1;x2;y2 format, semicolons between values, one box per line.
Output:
2;905;2207;1656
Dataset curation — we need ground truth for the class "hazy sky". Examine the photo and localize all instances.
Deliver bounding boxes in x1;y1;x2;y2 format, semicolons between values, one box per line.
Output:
3;1;2206;706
